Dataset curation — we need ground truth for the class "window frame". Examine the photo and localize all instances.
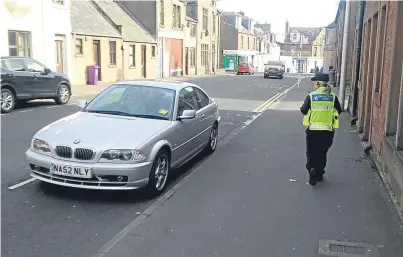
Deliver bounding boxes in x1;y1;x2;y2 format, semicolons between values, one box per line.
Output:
151;45;156;58
129;45;135;67
172;4;181;29
109;41;117;66
75;38;83;55
159;0;165;26
8;30;31;57
202;8;208;31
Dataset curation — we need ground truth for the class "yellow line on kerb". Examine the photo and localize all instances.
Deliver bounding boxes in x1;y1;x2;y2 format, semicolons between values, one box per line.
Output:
253;93;281;112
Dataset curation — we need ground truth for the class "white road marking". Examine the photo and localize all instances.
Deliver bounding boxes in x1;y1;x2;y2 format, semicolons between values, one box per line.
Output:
9;178;37;190
19;109;33;113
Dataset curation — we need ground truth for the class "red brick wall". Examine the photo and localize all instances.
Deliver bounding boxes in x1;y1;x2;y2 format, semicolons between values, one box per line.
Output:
370;1;397;154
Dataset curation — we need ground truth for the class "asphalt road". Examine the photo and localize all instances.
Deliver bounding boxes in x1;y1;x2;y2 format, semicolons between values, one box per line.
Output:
1;74;300;257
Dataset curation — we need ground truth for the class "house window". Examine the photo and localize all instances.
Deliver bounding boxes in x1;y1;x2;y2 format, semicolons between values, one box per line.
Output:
53;0;64;4
151;45;156;57
292;33;297;41
202;8;208;31
129;45;135;66
109;41;116;65
75;38;83;55
160;0;164;26
173;4;181;29
212;14;216;34
325;29;330;44
201;44;208;66
314;47;318;57
190;24;196;37
8;30;31;57
190;47;196;67
374;6;387;98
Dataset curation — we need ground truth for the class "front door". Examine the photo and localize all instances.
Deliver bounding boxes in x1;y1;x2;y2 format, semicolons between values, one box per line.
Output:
185;47;189;75
141;45;147;78
55;40;64;73
92;40;101;81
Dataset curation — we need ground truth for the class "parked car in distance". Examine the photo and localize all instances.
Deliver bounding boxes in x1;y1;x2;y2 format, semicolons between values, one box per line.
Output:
264;60;285;79
237;63;254;75
26;80;220;196
1;56;71;113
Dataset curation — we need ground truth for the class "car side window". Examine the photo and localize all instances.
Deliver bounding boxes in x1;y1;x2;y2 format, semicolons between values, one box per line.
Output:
2;59;25;72
23;59;45;73
193;87;210;109
177;87;198;116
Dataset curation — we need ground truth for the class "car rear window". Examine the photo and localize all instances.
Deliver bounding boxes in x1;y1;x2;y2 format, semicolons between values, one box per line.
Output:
267;61;282;66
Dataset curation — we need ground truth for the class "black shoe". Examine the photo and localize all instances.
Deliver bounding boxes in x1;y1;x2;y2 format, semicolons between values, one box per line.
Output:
309;168;317;186
316;175;324;182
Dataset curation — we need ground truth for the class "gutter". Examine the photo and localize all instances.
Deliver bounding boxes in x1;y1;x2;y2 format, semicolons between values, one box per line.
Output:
352;0;366;116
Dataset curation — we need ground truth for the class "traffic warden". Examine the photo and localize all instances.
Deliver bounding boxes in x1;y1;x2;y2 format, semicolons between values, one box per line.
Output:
300;73;342;186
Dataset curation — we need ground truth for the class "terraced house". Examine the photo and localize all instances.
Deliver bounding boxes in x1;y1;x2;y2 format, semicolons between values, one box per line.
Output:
119;0;186;78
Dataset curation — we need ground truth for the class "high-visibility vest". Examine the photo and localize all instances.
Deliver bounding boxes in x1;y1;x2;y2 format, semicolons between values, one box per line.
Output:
303;87;339;131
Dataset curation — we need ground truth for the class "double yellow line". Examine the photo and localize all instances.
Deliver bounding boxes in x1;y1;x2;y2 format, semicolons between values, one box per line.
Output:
253;93;283;112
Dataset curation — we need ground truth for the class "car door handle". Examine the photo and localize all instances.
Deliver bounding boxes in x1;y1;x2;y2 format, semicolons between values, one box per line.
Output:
200;114;206;120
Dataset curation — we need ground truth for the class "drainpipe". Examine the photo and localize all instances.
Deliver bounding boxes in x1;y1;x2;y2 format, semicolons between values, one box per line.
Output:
338;0;351;111
352;0;366;118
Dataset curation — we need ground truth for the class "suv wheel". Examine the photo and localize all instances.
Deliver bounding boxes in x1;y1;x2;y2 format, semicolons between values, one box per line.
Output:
1;88;16;113
55;84;70;105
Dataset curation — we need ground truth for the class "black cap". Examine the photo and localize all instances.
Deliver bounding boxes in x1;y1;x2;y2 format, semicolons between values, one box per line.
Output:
311;72;329;82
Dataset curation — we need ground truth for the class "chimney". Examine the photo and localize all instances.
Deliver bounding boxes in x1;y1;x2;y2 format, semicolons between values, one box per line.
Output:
285;19;289;35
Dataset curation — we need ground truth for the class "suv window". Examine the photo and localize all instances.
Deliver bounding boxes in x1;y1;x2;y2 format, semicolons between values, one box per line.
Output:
194;87;210;109
267;61;282;66
178;87;198;116
23;59;45;73
2;59;25;71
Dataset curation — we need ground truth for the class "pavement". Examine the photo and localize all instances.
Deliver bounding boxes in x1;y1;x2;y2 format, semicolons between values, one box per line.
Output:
99;79;403;257
2;73;402;257
1;73;302;257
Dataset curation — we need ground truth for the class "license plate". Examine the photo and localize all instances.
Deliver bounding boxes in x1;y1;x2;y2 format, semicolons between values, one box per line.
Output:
50;163;92;178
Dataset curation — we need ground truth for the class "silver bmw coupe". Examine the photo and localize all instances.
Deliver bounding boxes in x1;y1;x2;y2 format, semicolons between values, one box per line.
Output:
26;80;220;196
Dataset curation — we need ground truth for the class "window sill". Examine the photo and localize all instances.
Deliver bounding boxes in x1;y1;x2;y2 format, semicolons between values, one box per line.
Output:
75;54;83;57
52;4;68;10
109;64;117;68
172;27;182;31
151;56;156;59
129;66;136;69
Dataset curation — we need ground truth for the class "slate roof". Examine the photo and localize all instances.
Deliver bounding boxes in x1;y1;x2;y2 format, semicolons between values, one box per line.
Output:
71;1;121;38
285;27;322;44
93;0;156;43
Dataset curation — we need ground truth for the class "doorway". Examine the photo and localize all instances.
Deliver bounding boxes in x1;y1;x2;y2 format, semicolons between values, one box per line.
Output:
55;35;66;73
185;47;189;75
141;45;147;78
92;40;101;81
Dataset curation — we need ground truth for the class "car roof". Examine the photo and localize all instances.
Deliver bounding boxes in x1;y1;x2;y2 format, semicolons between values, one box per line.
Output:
113;79;199;91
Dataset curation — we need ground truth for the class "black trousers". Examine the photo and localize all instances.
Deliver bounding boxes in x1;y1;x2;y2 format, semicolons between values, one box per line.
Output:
305;130;335;176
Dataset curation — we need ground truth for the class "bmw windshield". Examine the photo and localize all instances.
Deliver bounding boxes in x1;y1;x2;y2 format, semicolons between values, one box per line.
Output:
83;84;176;120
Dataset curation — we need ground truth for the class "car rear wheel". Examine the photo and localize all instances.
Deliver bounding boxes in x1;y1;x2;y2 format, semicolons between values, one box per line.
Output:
55;84;70;105
146;149;170;196
204;123;218;155
1;88;16;113
279;75;284;79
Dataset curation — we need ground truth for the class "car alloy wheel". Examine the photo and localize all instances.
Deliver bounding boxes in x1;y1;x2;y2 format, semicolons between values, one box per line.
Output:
55;85;70;104
204;123;218;155
1;89;15;113
154;154;169;191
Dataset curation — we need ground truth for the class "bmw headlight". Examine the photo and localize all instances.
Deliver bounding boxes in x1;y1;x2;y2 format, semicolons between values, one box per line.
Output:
100;149;147;162
32;139;51;154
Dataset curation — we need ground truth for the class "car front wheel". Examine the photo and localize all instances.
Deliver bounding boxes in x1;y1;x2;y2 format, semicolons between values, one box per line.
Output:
146;149;170;196
55;84;70;105
1;88;16;113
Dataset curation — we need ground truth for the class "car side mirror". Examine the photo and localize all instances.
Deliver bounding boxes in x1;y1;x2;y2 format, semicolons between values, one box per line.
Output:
178;110;196;120
77;99;88;108
43;68;51;74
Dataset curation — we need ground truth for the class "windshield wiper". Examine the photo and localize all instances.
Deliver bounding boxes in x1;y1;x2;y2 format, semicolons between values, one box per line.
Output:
86;110;135;117
132;114;169;120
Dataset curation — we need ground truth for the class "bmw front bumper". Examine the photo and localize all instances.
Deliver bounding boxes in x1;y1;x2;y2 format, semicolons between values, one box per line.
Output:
26;149;153;190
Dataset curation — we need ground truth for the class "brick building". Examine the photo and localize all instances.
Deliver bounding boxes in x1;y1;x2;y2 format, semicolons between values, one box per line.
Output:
339;1;403;210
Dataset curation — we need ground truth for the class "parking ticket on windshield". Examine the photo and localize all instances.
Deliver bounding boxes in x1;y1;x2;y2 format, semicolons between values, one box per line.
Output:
159;109;168;115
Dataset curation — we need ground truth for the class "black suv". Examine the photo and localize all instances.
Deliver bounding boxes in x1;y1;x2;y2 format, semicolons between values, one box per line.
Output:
1;56;71;113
